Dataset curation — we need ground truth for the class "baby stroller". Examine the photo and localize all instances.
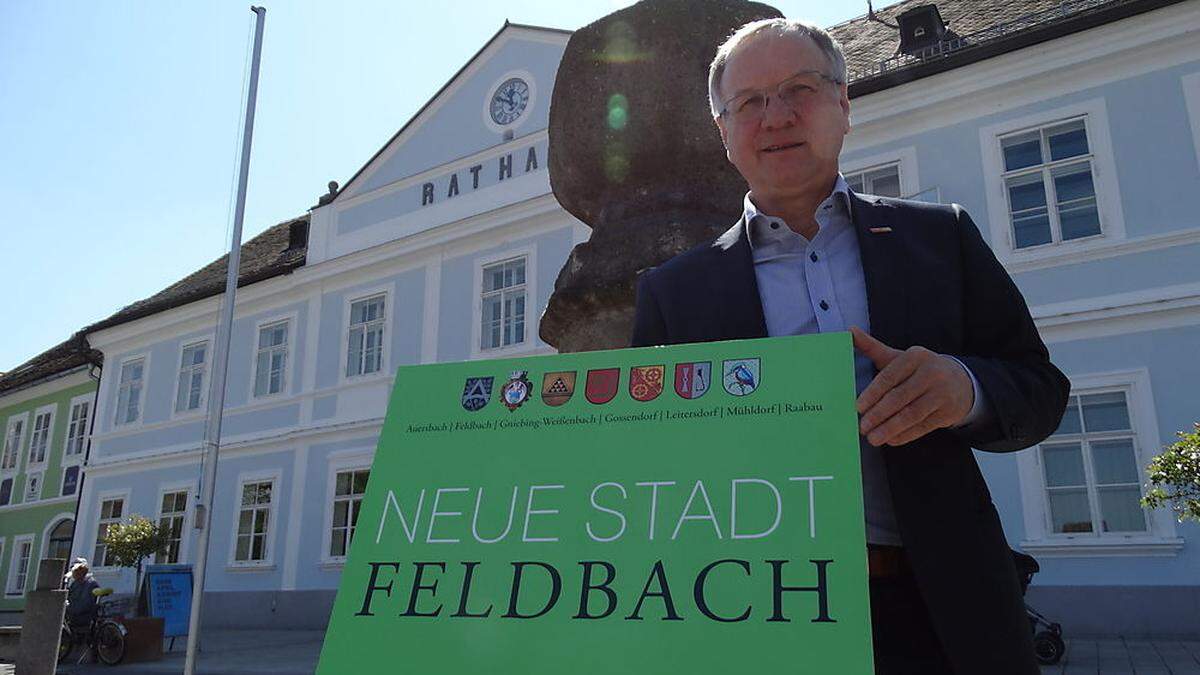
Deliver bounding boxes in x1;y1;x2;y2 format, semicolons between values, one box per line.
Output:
1012;550;1065;665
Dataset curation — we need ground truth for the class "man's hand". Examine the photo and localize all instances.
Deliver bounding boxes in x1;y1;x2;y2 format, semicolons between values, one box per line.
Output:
851;327;975;447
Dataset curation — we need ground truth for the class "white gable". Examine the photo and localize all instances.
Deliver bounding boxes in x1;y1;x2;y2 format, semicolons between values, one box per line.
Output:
340;25;567;201
306;24;569;264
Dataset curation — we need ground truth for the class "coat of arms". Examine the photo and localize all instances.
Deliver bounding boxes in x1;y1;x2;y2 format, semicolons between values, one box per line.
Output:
629;365;665;402
585;368;620;404
541;371;576;407
722;358;760;397
461;377;494;412
501;370;532;411
674;362;711;400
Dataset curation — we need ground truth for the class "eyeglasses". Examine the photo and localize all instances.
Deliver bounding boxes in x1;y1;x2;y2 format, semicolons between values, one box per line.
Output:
718;70;843;124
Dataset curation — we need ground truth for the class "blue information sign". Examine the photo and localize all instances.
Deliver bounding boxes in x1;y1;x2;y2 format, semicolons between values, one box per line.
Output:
144;564;192;638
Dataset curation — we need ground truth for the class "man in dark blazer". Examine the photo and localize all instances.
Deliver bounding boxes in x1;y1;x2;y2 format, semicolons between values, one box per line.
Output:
630;18;1069;675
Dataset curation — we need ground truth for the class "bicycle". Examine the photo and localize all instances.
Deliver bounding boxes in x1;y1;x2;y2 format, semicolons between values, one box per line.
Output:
58;587;128;666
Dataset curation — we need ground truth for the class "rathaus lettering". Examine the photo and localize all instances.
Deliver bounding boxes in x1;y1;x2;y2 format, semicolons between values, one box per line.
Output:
421;146;540;207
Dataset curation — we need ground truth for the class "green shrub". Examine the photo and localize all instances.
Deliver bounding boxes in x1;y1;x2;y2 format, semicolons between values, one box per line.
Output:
1142;423;1200;522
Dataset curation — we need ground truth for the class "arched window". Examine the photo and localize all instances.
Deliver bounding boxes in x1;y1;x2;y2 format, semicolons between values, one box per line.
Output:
46;519;74;562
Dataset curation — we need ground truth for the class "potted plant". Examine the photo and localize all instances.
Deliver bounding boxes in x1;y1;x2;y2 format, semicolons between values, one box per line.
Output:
100;515;174;661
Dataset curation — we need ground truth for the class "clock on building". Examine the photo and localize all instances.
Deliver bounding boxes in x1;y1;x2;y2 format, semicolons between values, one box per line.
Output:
489;77;530;126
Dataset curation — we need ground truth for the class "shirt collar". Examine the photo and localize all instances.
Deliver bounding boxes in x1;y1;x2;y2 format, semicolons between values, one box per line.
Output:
743;174;852;250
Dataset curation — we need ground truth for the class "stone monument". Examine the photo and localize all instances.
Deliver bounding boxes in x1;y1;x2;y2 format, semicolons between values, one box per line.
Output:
540;0;782;352
16;558;66;675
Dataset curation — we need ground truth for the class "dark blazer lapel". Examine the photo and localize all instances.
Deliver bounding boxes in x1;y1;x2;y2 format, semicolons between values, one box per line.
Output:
707;218;768;341
849;191;910;348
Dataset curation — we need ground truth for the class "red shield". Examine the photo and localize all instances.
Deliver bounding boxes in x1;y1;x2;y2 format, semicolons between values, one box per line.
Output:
585;368;620;404
629;365;664;402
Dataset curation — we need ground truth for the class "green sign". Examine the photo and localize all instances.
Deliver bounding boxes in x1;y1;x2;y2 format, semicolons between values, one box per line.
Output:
319;334;873;673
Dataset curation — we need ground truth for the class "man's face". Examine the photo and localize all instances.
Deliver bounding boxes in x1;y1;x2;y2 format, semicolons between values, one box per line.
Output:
72;567;86;581
715;32;850;199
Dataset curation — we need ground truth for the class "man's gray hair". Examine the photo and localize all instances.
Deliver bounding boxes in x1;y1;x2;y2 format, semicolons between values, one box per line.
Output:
708;18;848;117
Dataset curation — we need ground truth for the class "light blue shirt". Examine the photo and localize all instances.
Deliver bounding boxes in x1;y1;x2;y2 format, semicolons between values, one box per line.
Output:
743;175;986;546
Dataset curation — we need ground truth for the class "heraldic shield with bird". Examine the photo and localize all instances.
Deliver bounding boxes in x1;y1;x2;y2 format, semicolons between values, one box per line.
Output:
722;359;760;396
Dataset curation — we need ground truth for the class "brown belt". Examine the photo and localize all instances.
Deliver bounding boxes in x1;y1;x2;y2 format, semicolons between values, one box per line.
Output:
867;544;912;579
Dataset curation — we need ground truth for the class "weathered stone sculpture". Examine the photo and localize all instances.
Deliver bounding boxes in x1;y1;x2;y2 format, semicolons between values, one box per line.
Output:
540;0;782;353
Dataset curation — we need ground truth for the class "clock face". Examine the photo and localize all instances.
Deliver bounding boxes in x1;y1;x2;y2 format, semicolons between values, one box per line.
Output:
489;77;530;126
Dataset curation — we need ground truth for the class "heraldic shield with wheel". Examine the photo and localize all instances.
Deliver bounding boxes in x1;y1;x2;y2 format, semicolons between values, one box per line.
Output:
629;365;664;402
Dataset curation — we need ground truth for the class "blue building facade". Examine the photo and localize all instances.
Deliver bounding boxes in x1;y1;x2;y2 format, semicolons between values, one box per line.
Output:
73;1;1200;635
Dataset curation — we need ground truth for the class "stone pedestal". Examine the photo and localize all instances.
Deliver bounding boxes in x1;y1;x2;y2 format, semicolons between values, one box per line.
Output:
16;558;66;675
540;0;781;352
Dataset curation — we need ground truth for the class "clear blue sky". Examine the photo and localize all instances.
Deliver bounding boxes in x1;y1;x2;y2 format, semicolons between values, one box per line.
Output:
0;0;868;372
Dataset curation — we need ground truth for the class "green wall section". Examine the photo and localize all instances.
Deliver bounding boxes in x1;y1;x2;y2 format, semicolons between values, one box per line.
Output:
0;376;96;612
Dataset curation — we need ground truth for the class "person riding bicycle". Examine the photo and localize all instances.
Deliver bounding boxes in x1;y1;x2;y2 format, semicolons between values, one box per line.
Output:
64;558;100;628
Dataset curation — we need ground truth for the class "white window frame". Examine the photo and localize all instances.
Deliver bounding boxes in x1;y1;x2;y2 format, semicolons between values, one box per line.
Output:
114;355;149;427
471;246;538;359
1016;369;1182;557
227;469;281;569
63;393;93;464
980;98;1126;268
320;450;373;567
840;146;921;200
23;471;43;503
340;288;392;382
91;491;130;570
155;482;193;564
40;513;75;562
2;413;29;475
26;404;56;469
5;534;34;597
250;314;296;400
63;391;93;466
1183;72;1200;178
172;338;212;418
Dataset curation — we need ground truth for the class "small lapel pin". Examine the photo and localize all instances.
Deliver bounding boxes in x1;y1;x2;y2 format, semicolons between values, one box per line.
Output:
869;226;893;234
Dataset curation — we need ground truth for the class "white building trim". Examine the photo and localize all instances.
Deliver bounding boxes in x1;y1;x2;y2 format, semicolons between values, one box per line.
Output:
978;98;1126;267
247;311;300;402
470;244;539;360
112;353;151;429
1031;282;1200;344
39;511;76;561
62;392;95;466
89;488;131;573
226;467;284;570
25;403;58;471
840;146;921;200
169;335;214;421
5;533;34;597
155;479;196;564
338;284;394;385
335;26;567;203
1016;368;1183;557
1;411;29;479
1182;70;1200;172
318;447;374;570
420;259;443;364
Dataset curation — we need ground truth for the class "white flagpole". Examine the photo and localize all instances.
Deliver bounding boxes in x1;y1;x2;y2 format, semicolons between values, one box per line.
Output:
184;7;266;674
